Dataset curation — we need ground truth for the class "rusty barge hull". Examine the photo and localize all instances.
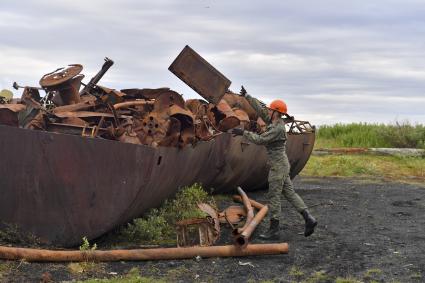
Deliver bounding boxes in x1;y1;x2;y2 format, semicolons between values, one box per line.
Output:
0;125;314;247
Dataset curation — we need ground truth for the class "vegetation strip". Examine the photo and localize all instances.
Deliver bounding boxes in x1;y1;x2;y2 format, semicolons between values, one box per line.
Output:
302;155;424;183
316;122;425;149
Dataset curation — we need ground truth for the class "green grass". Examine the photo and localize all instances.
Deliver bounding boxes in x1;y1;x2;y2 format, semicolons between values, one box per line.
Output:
302;270;332;283
304;122;425;183
289;266;305;281
316;122;425;149
302;155;424;183
363;268;384;282
78;267;166;283
0;262;13;279
335;277;362;283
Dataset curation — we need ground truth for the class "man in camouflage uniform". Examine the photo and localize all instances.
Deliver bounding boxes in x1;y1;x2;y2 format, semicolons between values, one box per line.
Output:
231;91;317;239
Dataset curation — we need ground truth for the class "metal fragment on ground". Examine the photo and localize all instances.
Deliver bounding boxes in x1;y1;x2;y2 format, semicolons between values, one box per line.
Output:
175;203;220;247
218;205;246;224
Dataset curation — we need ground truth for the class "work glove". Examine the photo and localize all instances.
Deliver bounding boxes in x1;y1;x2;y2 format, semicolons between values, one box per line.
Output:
283;114;295;122
239;85;247;97
231;128;244;136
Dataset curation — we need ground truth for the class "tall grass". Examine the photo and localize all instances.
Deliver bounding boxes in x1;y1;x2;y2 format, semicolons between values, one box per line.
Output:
316;122;425;149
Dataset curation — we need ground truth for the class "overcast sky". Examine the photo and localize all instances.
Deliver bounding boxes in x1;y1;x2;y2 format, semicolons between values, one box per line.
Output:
1;0;424;125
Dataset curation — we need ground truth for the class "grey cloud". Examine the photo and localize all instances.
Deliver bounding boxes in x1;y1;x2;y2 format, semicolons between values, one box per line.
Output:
0;0;424;125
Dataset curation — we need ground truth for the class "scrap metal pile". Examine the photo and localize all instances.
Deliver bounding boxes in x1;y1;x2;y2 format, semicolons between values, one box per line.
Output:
177;187;270;249
0;59;266;147
0;47;312;147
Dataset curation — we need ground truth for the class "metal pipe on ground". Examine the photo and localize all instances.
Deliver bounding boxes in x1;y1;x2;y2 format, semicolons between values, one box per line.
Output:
235;187;254;234
234;205;269;248
233;195;265;210
0;243;288;262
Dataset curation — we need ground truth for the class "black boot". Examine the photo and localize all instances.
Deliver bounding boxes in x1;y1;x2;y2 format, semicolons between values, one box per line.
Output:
301;209;317;237
259;218;280;240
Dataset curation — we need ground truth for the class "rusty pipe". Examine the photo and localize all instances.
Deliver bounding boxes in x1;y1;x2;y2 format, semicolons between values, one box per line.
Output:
113;100;154;110
0;243;288;262
235;205;269;248
233;195;265;210
235;187;254;234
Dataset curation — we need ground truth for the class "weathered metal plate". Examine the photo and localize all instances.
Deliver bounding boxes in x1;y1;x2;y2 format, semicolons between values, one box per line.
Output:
0;125;314;247
169;45;231;104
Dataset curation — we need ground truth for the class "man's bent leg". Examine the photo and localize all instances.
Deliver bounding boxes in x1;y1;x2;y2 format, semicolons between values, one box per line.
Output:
282;175;307;212
282;175;317;237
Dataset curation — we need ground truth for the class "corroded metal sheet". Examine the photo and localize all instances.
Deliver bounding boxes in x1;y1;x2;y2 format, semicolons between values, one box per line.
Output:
169;45;231;104
0;125;314;247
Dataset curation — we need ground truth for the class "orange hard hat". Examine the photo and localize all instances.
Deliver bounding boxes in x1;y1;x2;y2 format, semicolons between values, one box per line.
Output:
268;99;287;114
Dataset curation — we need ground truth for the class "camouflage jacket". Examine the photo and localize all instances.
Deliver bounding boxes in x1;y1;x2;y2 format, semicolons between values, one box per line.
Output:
243;95;288;166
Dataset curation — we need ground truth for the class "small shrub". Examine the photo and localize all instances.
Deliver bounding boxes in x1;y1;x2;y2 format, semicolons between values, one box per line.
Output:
121;212;168;243
0;223;40;246
119;183;213;244
80;236;97;251
69;237;100;274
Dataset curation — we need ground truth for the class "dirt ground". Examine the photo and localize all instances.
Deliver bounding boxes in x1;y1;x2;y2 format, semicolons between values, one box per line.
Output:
1;177;424;282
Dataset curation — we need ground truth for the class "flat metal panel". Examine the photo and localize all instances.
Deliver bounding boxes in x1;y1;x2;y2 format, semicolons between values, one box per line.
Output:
169;45;231;104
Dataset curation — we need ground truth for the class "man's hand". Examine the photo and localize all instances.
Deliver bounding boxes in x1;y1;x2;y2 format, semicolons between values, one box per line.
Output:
231;128;244;136
283;114;295;122
239;85;247;97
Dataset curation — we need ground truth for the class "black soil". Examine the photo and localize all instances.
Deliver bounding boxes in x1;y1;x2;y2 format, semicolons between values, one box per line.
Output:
1;177;424;282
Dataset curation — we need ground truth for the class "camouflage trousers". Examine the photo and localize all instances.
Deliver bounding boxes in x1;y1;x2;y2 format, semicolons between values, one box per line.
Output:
267;155;308;220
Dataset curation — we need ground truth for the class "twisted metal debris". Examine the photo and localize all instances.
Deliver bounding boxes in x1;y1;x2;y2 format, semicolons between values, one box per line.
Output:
0;46;315;246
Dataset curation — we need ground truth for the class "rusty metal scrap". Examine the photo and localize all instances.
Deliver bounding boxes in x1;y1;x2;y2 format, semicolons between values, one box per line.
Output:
0;46;316;246
7;59;281;148
233;195;265;210
5;47;314;150
235;187;254;234
231;193;269;247
0;243;289;262
176;203;220;247
0;104;26;127
197;203;220;236
235;204;269;247
218;206;247;224
176;218;217;247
